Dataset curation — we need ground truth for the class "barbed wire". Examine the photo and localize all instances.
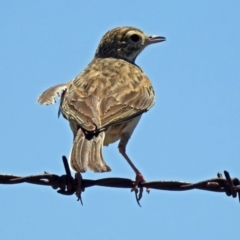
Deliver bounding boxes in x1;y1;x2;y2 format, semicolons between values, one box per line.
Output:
1;156;240;206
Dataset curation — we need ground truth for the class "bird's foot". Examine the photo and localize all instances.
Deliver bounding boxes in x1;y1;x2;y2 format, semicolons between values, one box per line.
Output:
75;172;84;205
57;156;84;205
131;172;150;206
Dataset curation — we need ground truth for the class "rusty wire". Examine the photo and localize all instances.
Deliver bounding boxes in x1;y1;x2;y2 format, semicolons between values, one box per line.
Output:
1;156;240;206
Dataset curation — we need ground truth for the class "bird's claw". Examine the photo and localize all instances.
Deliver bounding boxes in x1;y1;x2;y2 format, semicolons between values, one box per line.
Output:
58;157;84;205
131;173;150;206
75;172;84;205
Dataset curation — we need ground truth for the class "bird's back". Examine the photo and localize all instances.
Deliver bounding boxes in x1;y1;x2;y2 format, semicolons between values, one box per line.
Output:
61;57;155;133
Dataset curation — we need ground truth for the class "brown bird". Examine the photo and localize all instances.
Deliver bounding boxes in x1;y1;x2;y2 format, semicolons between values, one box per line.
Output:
38;26;165;184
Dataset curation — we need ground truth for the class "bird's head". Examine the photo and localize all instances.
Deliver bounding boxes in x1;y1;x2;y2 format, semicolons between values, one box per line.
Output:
94;26;165;63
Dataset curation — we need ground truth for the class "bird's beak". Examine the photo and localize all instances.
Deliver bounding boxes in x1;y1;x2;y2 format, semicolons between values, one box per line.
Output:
146;35;166;45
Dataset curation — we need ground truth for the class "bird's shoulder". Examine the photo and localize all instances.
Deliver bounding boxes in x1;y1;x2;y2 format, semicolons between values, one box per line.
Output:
70;57;153;96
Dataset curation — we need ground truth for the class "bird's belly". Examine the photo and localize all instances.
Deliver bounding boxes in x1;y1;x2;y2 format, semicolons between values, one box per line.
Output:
103;123;127;146
103;115;142;146
103;133;121;146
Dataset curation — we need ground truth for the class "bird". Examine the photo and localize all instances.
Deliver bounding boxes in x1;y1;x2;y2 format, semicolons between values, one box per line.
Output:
38;26;165;184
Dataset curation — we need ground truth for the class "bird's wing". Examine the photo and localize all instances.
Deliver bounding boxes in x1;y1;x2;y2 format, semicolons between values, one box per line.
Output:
61;59;155;132
99;71;155;130
38;83;68;105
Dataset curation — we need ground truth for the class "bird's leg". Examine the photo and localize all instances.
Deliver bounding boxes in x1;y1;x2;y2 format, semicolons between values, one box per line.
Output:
119;145;144;180
118;141;149;198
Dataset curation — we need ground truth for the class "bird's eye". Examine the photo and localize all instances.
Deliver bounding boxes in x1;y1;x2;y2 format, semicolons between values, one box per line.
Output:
130;34;140;42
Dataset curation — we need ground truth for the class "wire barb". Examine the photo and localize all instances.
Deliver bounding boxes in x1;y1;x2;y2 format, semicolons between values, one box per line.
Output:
223;171;238;198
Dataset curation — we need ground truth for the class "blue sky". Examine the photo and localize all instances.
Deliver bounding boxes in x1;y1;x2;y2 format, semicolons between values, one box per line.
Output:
1;1;240;239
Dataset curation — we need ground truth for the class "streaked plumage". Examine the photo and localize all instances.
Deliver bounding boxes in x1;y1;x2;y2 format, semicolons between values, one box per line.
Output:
38;26;165;177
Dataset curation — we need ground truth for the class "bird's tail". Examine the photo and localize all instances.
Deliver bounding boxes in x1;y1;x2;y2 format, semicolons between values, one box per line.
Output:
70;128;111;173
